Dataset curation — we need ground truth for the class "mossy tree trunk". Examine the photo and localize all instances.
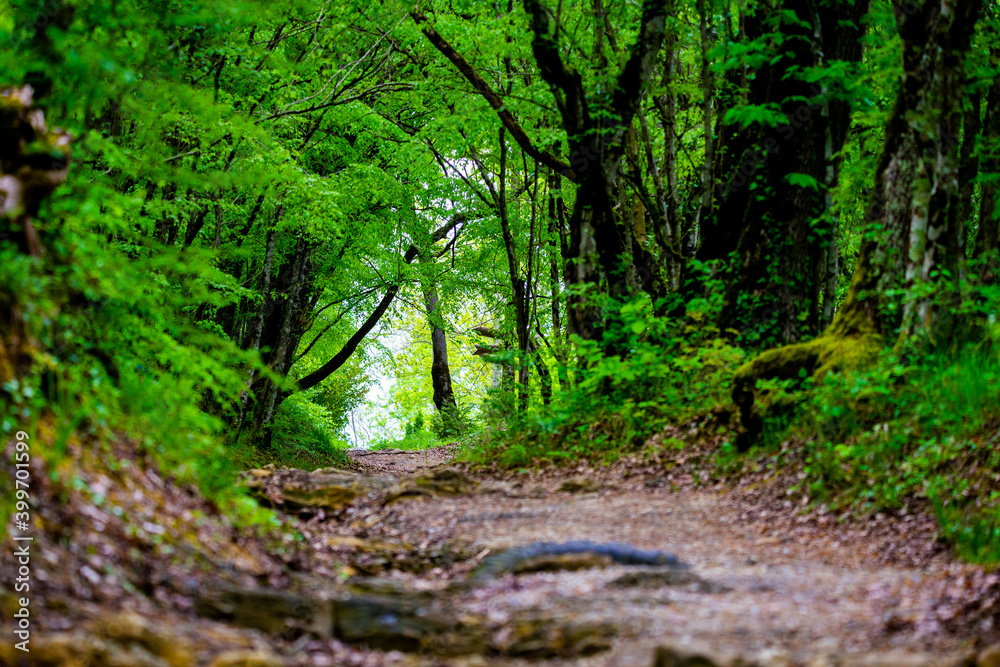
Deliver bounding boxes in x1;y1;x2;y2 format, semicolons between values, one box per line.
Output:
732;0;985;445
715;0;868;348
976;50;1000;270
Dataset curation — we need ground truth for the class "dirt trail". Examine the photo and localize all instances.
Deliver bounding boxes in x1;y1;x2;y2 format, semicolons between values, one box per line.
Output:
10;440;994;667
338;447;982;666
346;446;457;475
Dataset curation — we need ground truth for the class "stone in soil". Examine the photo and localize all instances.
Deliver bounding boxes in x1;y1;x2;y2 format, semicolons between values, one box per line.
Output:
610;567;723;592
384;466;478;504
557;476;603;493
497;611;617;658
471;540;687;581
242;468;374;512
207;650;286;667
192;581;625;659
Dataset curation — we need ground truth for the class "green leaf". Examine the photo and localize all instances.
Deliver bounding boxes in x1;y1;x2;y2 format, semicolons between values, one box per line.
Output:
786;173;820;190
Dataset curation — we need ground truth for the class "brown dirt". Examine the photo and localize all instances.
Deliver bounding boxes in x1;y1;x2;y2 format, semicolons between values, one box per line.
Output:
318;446;995;666
347;445;458;475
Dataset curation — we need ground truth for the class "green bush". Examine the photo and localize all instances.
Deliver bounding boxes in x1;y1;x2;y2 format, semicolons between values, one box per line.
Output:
370;413;445;451
465;293;745;467
230;393;352;470
746;346;1000;562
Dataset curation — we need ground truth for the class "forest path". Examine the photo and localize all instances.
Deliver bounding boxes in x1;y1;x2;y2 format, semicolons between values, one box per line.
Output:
346;445;457;475
332;447;976;666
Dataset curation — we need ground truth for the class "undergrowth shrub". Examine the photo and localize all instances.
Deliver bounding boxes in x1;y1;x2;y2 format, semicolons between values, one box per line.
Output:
464;292;745;467
230;392;352;471
0;1;282;535
753;346;1000;563
370;429;442;451
0;231;274;533
367;410;453;451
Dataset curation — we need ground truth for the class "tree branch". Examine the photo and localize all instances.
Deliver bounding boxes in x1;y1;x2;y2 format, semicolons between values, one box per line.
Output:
411;9;577;182
612;0;670;129
522;0;590;141
296;213;468;391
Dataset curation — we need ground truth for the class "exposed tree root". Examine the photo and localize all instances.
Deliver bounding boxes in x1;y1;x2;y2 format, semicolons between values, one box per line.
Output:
731;332;882;450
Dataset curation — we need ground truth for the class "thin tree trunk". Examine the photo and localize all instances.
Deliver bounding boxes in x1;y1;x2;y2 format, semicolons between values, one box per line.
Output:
693;0;714;255
213;200;224;250
822;228;838;327
547;172;571;387
247;232;316;448
649;20;681;289
496;129;531;409
531;339;552;405
422;272;462;433
976;56;1000;264
236;221;277;434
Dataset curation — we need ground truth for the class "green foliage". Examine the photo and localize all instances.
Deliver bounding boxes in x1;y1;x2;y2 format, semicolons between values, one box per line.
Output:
785;173;820;190
370;429;442;452
0;227;260;525
1;0;997;572
254;392;352;469
465;294;744;467
369;411;449;451
292;340;372;440
0;159;253;502
0;0;276;531
733;346;1000;563
934;502;1000;565
723;103;787;128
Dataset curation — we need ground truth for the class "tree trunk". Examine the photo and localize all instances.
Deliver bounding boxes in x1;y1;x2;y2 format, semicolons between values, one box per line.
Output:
532;338;553;405
497;129;532;409
731;0;984;446
524;0;670;341
236;221;278;436
246;232;316;448
716;0;869;347
693;0;715;256
976;54;1000;265
547;172;571;387
648;17;682;289
697;10;762;265
422;271;462;434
